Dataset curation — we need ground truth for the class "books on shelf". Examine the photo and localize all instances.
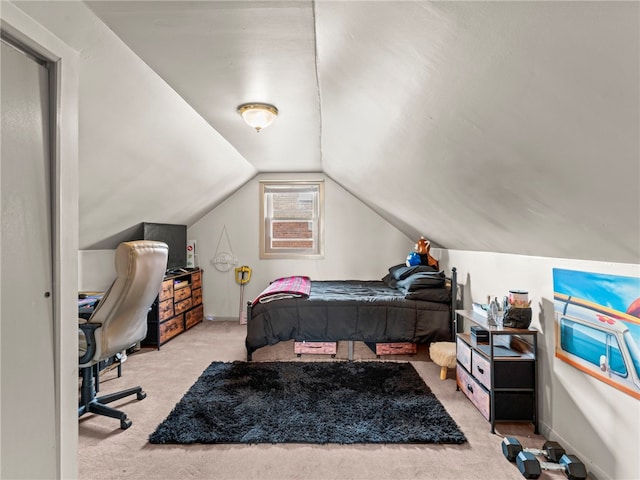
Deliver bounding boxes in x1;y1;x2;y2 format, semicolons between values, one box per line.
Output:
174;280;189;290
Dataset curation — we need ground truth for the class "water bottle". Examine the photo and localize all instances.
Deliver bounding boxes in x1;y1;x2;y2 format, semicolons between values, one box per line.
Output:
488;297;499;325
493;297;503;327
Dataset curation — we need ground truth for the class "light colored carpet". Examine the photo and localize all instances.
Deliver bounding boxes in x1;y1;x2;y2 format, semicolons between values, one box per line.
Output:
79;320;549;480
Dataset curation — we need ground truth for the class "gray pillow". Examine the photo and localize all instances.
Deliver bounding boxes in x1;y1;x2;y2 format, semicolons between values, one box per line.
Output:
396;270;445;290
381;273;398;288
390;264;438;281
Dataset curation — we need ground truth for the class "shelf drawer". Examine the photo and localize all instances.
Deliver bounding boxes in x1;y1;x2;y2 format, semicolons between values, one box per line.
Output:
159;279;173;301
473;352;535;389
494;392;535;421
456;336;472;371
472;350;491;389
158;299;174;322
494;360;535;389
191;270;202;289
174;285;192;302
185;304;204;329
159;314;184;343
457;364;490;421
192;287;202;306
175;298;192;315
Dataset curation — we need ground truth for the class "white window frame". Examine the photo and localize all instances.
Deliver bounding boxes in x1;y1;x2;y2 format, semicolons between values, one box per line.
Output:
259;180;324;259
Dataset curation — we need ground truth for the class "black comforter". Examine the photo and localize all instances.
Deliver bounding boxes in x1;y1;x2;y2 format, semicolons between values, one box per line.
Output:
246;280;452;359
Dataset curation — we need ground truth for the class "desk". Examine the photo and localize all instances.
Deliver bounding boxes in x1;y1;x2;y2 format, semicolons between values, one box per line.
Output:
78;293;121;388
78;293;103;319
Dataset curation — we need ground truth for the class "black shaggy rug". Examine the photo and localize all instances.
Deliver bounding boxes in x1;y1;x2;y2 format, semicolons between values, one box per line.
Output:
149;360;466;445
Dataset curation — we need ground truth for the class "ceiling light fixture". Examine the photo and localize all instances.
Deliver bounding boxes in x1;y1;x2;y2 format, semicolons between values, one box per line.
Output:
237;103;278;132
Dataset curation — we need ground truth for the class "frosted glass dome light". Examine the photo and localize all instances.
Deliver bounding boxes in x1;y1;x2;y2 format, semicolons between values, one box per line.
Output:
237;103;278;132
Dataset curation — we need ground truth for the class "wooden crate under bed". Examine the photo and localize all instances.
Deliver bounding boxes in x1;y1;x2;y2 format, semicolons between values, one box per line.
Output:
294;341;338;357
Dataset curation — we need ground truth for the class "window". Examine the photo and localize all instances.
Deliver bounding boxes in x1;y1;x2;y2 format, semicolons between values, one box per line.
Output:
260;180;324;259
560;318;627;376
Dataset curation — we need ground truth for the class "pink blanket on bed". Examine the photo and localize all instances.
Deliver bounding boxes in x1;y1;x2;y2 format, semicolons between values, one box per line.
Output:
252;276;311;305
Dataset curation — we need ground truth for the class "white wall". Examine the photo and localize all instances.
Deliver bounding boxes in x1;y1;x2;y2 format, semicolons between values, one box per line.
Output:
440;249;640;480
188;173;415;320
78;250;116;292
77;171;419;312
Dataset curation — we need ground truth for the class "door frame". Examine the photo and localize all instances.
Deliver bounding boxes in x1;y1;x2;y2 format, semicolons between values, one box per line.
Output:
1;3;79;478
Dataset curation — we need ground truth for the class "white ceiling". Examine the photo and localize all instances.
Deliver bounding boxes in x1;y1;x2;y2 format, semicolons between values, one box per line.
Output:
9;1;639;263
88;0;322;173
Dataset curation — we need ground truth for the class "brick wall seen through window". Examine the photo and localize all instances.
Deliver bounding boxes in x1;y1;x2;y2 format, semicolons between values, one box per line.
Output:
260;181;324;258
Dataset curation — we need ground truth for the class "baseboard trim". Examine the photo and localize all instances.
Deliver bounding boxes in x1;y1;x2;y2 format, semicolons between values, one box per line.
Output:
204;316;238;322
541;421;607;480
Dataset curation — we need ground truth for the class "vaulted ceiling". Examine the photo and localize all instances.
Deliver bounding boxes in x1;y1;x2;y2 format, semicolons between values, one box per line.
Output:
11;1;639;263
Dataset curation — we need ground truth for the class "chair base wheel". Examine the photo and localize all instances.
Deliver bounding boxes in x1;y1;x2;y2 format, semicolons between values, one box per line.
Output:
78;368;146;429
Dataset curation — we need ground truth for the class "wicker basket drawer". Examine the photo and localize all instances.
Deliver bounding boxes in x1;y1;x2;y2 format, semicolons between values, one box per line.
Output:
191;270;202;289
457;364;490;421
175;298;192;315
159;279;173;302
186;304;204;329
456;336;472;371
375;342;417;355
294;341;337;355
174;285;192;302
158;298;174;322
160;314;184;344
192;287;202;306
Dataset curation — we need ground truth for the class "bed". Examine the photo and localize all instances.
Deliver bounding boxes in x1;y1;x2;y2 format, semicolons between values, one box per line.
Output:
245;266;457;360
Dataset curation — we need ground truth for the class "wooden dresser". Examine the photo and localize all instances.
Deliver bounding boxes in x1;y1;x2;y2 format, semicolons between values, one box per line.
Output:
455;310;538;434
143;269;204;348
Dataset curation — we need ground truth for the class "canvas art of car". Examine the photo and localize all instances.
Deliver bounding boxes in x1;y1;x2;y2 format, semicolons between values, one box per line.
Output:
553;268;640;400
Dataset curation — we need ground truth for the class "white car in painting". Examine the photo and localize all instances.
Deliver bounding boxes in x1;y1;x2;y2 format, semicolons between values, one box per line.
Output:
554;293;640;399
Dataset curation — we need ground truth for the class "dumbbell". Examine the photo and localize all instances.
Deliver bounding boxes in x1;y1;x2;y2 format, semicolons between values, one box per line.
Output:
502;436;566;463
516;451;588;480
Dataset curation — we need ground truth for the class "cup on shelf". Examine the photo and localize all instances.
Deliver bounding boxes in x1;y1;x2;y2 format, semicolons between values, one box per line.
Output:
509;290;529;306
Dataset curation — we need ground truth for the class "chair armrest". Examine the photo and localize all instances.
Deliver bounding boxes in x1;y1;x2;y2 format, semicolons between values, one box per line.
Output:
79;322;101;365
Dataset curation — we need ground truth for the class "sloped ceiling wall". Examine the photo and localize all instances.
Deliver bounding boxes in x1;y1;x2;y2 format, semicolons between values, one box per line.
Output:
317;1;639;263
11;0;257;249
11;1;639;263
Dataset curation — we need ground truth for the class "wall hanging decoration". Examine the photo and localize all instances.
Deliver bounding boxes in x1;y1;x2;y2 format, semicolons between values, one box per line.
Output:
212;225;238;272
552;268;640;400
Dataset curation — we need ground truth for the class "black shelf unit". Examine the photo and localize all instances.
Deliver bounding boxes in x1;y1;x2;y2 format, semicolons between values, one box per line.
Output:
455;309;538;434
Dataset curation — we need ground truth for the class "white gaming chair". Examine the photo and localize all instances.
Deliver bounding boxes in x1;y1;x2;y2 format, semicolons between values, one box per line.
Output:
78;240;168;429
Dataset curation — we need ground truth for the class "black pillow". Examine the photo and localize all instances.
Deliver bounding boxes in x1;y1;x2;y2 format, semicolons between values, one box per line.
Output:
405;287;451;303
388;264;406;277
390;264;438;281
396;271;446;291
381;273;398;288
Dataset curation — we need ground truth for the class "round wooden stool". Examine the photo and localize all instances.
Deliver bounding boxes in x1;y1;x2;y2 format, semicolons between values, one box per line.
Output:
429;342;457;380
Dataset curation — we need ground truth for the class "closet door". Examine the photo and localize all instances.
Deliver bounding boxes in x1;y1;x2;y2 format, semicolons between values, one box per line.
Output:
1;39;57;479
